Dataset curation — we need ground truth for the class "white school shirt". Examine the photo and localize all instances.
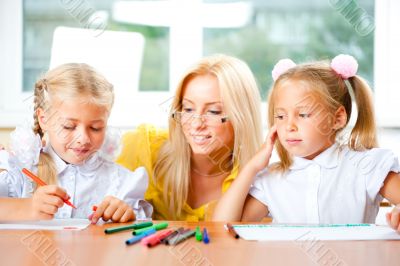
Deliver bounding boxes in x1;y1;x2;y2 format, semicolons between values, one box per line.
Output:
0;146;152;219
249;143;400;224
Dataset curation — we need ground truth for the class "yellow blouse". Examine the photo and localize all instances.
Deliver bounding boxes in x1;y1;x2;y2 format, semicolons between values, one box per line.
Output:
116;124;238;221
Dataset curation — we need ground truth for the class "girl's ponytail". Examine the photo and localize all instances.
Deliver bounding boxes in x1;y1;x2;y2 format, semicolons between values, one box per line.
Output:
348;76;378;150
33;79;57;186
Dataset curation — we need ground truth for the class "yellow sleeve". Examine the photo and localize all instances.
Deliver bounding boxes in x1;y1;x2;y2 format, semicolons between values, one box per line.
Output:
116;124;168;219
116;124;168;177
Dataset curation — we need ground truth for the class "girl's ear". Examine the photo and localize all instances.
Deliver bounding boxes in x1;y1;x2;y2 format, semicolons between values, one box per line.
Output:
334;106;347;130
36;107;49;131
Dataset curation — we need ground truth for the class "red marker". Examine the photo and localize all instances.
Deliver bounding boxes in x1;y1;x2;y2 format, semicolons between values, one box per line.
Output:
22;168;77;209
141;229;174;247
226;223;239;239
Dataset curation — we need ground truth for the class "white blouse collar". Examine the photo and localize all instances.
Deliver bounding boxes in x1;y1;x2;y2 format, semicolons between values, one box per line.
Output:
289;143;340;170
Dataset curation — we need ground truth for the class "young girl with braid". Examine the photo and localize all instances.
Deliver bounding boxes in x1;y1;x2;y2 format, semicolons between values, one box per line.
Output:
0;63;151;223
213;55;400;232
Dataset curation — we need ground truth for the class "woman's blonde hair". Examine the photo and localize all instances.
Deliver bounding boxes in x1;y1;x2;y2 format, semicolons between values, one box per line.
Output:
268;61;377;172
154;54;263;219
33;63;114;186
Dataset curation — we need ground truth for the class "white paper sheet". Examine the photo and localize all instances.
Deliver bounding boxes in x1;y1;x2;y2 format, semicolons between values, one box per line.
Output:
233;224;400;241
0;219;90;230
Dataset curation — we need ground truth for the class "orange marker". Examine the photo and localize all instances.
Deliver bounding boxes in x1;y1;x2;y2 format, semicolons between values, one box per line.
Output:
22;168;77;209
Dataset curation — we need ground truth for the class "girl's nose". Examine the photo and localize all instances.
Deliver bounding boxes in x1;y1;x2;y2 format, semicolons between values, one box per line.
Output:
286;116;298;132
76;129;91;145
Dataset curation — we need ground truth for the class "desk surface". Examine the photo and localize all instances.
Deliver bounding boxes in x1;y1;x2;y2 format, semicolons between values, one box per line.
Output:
1;221;400;266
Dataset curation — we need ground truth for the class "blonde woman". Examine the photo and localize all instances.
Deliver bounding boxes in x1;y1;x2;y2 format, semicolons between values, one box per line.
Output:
117;54;263;220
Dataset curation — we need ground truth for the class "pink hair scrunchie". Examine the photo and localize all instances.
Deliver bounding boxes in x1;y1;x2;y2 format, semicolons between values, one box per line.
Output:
330;54;358;79
271;59;296;81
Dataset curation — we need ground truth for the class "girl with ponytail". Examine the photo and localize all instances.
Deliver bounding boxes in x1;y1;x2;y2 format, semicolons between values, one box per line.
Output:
0;63;151;222
214;55;400;232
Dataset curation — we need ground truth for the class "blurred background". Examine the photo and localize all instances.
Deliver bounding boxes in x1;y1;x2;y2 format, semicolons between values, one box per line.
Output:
0;0;398;156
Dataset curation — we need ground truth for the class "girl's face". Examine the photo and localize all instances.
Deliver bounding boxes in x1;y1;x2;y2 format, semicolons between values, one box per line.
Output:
38;97;108;164
180;74;234;159
273;80;337;160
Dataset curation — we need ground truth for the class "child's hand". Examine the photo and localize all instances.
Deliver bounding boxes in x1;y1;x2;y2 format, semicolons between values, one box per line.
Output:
249;125;278;172
386;204;400;233
29;185;69;220
90;196;135;224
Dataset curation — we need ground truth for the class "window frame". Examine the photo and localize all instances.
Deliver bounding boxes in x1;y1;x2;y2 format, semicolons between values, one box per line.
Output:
374;0;400;127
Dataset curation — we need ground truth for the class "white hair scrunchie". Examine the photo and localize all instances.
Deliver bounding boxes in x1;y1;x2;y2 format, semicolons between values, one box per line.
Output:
9;123;42;169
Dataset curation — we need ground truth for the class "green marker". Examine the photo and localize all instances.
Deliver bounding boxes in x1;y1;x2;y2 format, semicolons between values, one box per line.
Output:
195;226;202;241
133;222;169;235
104;221;153;234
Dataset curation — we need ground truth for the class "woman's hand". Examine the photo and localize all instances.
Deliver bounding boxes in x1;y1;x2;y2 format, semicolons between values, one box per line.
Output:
248;125;278;173
29;185;68;220
386;204;400;233
90;195;135;224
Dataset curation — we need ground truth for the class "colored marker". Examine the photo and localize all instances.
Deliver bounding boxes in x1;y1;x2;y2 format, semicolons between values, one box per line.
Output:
168;229;196;245
105;221;153;234
161;227;185;244
165;228;191;245
226;223;239;239
126;228;156;245
202;228;209;244
141;229;174;247
22;168;77;209
133;222;169;235
195;226;202;241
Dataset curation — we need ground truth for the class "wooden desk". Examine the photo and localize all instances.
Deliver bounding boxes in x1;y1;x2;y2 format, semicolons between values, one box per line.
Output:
1;221;400;266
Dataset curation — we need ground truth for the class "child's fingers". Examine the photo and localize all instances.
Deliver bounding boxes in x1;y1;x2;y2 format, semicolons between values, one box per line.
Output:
43;185;69;200
91;200;110;224
111;205;127;222
389;209;400;229
102;202;119;222
119;209;135;223
386;212;392;227
44;194;65;208
33;211;54;220
39;202;59;215
269;125;278;140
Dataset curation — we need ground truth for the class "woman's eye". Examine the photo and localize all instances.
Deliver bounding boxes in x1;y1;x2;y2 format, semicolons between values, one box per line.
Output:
91;127;103;132
182;107;194;113
274;114;285;120
208;110;222;115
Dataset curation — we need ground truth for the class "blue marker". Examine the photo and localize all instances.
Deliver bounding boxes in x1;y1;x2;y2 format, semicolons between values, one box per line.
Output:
126;228;156;245
202;228;209;244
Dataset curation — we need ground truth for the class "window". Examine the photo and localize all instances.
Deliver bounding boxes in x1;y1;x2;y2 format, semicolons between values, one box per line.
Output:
204;0;374;100
1;0;397;128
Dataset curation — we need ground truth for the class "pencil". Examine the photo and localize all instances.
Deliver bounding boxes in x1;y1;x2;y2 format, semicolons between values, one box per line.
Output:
22;168;77;209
